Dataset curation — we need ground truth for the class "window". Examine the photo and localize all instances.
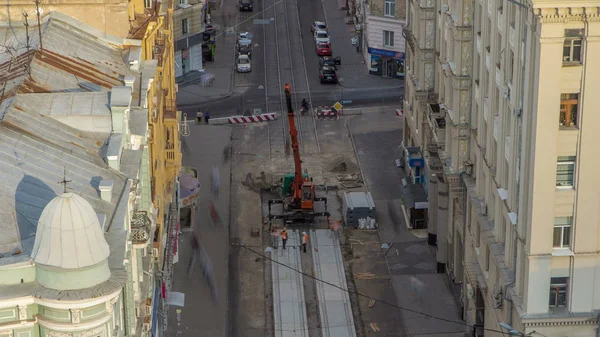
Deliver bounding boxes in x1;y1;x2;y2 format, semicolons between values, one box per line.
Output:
179;0;187;4
383;30;394;47
556;156;576;188
549;277;568;307
559;93;578;127
553;217;572;248
182;18;189;34
384;0;395;17
563;29;583;64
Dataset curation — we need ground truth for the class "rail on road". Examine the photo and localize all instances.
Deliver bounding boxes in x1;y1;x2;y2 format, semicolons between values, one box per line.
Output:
272;230;309;337
310;230;357;337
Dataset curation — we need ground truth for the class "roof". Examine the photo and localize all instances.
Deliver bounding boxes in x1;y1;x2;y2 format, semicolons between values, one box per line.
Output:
0;13;131;102
0;93;126;261
8;92;112;133
31;193;111;269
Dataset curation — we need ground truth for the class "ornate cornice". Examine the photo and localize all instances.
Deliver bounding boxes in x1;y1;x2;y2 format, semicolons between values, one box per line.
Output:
523;317;598;328
534;6;600;23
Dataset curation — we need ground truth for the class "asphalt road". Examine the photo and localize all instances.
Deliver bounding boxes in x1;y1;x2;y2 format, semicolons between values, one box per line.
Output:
177;0;404;117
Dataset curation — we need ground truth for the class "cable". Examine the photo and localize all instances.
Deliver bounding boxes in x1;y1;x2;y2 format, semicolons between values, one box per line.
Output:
237;244;513;336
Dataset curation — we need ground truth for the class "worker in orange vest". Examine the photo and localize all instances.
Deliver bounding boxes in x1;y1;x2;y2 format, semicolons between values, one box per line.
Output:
281;228;288;249
302;232;309;253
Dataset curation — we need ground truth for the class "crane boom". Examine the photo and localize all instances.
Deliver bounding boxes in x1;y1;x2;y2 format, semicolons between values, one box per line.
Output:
284;84;304;203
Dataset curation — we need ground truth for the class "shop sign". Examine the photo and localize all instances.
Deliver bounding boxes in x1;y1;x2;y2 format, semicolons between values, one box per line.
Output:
368;47;405;60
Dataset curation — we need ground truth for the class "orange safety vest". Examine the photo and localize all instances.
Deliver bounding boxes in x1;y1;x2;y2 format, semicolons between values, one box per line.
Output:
281;231;288;240
302;233;308;244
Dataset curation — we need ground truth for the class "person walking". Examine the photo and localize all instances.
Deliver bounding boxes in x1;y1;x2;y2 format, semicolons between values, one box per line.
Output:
205;110;211;124
280;228;288;249
270;226;280;249
302;232;309;253
187;233;200;275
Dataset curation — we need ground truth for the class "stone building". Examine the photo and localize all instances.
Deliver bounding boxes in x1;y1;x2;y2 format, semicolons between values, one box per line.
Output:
404;0;600;336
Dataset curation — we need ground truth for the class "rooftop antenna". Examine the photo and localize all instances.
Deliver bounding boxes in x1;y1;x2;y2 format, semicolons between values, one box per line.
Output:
23;11;31;75
34;0;43;55
57;169;72;193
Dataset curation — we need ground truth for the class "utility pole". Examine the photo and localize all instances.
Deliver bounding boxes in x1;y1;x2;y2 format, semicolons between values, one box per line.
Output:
23;11;31;75
34;0;43;55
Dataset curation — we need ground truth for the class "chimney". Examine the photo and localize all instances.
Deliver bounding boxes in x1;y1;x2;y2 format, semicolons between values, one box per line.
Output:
99;180;114;203
124;76;136;91
110;86;132;133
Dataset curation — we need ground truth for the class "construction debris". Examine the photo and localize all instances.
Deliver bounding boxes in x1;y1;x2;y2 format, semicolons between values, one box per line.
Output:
368;299;376;308
369;323;380;332
354;272;376;279
326;155;359;174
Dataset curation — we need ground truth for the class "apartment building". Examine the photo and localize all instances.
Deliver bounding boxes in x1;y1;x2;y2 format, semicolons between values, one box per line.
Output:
357;0;407;78
404;0;600;336
174;0;208;76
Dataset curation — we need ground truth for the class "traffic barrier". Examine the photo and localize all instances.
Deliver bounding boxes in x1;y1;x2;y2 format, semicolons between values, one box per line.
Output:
395;109;404;117
228;113;277;124
314;106;339;120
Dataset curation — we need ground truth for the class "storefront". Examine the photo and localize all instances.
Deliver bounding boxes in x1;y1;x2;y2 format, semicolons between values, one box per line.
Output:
367;47;405;79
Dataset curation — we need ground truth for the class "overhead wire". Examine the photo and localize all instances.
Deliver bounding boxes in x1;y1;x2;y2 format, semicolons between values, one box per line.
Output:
237;244;518;336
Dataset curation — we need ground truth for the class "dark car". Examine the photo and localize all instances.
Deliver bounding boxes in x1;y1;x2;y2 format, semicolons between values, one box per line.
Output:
319;66;338;84
239;0;253;11
319;56;341;69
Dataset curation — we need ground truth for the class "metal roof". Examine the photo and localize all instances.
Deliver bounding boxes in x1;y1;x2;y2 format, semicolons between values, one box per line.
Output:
0;93;126;261
0;14;130;101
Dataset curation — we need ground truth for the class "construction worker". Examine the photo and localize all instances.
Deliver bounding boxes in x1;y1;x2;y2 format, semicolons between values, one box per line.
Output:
302;232;309;253
281;228;288;249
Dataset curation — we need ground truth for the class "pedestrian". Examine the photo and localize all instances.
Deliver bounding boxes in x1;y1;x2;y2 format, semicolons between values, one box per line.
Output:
270;226;279;249
187;233;200;275
205;110;211;124
280;228;288;249
302;231;309;253
196;111;203;124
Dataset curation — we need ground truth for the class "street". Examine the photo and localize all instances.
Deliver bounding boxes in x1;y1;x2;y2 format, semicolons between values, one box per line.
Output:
169;0;466;336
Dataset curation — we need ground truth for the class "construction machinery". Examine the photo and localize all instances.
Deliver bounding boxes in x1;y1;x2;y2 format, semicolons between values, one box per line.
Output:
268;84;329;223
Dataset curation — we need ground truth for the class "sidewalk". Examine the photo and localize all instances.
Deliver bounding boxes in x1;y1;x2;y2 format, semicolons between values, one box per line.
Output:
166;125;232;337
347;111;467;337
176;6;238;107
319;0;399;89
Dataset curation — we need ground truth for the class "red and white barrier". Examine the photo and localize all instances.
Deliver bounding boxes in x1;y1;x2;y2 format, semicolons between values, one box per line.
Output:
228;113;277;124
314;106;339;120
395;109;404;117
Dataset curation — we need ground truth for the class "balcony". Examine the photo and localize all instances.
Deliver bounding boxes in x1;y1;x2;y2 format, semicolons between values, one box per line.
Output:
504;136;511;161
493;116;500;140
495;64;502;87
166;142;177;162
485;47;491;69
484;97;489;122
433;118;446;146
164;98;177;119
509;24;516;48
131;211;152;245
476;32;481;53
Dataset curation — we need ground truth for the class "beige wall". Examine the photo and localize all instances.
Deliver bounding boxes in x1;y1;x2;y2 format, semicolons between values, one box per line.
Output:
0;0;130;38
173;3;205;40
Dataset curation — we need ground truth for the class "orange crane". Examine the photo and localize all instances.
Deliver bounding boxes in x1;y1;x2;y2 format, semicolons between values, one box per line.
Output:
268;84;328;223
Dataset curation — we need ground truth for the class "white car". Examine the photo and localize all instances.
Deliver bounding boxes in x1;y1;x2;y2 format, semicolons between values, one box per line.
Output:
236;54;251;73
311;21;327;33
314;30;330;45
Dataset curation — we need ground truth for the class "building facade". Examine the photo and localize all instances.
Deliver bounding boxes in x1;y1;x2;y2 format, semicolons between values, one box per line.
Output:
173;0;208;77
358;0;406;78
404;0;600;336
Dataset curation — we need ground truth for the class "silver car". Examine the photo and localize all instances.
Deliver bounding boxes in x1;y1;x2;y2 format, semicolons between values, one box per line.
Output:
236;54;251;73
314;30;330;45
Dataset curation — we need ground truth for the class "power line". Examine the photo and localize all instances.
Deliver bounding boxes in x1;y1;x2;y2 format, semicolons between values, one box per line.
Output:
238;244;512;336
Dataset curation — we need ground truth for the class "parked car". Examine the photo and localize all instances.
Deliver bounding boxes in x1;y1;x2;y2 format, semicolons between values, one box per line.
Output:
319;65;338;84
239;0;253;11
316;42;332;56
237;39;252;56
319;56;341;69
314;30;330;44
236;54;252;73
238;32;252;40
311;21;327;33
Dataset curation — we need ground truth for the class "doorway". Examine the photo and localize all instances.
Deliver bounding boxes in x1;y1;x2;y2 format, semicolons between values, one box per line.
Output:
382;58;395;78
